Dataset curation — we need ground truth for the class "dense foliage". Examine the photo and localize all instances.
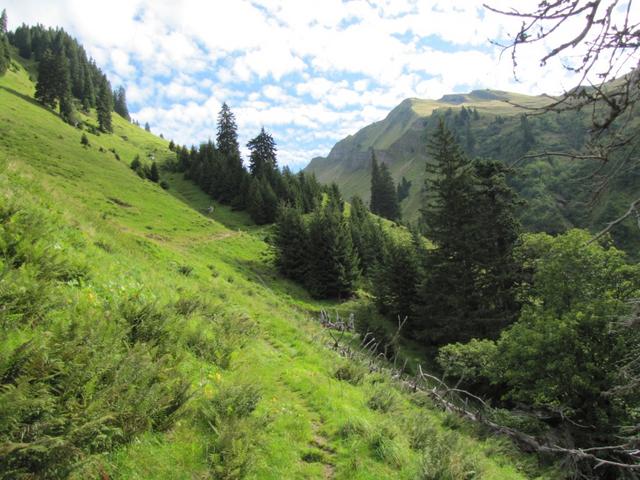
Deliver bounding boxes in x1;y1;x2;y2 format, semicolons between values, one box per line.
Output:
370;153;401;221
170;104;323;226
0;10;9;76
8;24;122;126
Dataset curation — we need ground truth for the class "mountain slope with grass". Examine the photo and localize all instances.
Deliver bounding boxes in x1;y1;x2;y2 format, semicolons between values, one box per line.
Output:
304;90;640;254
0;53;559;479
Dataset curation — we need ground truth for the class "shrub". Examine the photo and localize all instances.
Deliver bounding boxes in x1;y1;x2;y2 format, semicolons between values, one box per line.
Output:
80;133;90;147
177;264;194;276
160;180;169;190
367;385;398;413
333;361;366;385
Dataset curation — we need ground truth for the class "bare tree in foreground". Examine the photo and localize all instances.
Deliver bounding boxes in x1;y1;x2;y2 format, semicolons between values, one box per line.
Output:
485;0;640;239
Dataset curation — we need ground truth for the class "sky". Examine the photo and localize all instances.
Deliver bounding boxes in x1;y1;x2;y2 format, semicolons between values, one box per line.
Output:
3;1;636;170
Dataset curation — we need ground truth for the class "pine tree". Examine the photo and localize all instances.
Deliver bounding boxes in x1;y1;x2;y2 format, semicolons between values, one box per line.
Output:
0;34;10;76
520;114;535;152
378;162;401;220
373;237;421;328
415;120;478;344
96;77;113;132
35;49;57;107
306;198;359;299
216;103;245;204
149;162;160;183
370;152;381;213
396;176;411;202
469;159;522;335
370;153;400;221
113;86;130;121
247;127;277;179
274;203;309;282
0;9;7;35
144;122;150;132
216;102;240;159
348;195;385;276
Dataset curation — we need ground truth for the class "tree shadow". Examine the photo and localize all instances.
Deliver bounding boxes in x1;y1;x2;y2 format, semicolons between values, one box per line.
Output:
0;86;61;120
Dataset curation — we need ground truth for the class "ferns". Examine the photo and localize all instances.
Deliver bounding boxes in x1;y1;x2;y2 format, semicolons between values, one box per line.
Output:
0;193;191;478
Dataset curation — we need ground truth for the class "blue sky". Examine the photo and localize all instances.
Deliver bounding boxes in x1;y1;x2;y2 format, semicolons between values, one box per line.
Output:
3;0;624;170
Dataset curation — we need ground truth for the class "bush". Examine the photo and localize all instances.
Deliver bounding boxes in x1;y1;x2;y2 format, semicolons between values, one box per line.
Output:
198;382;262;479
367;385;398;413
437;339;497;382
334;361;366;385
80;133;90;147
160;180;170;190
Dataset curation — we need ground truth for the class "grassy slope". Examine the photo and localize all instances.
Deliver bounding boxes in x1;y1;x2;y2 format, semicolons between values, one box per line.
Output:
0;60;555;479
305;92;560;221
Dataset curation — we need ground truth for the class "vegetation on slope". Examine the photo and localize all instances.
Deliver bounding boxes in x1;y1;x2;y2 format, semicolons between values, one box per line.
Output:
0;48;555;479
305;93;640;256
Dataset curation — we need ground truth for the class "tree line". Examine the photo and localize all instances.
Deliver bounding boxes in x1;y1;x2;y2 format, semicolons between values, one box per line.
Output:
0;10;11;76
4;19;130;131
168;103;326;226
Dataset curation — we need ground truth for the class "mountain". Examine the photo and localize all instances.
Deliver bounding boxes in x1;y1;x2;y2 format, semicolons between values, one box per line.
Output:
0;47;559;478
305;89;640;254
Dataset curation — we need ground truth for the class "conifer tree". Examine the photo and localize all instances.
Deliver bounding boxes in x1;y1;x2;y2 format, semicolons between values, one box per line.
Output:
370;153;400;221
149;162;160;183
348;195;385;276
520;114;535;152
0;34;11;75
247;127;277;179
144;122;150;132
373;237;421;328
306;198;359;299
415;120;479;344
113;85;130;121
274;203;309;282
216;103;245;204
396;176;411;202
35;49;57;107
0;9;7;35
216;102;240;159
96;77;113;132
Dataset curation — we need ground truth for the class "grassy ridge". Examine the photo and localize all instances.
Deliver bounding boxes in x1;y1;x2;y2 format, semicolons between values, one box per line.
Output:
1;59;556;479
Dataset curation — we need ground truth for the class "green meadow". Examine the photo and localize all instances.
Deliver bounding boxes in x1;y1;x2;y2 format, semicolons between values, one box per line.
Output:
1;57;557;479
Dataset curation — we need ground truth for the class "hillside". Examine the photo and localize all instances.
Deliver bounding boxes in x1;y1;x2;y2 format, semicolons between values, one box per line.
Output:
0;53;558;478
305;90;640;254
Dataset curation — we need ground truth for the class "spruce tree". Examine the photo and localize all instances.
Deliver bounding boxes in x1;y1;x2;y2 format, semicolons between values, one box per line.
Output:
415;120;478;344
113;86;130;121
0;9;7;35
349;195;385;276
144;122;150;132
274;203;309;282
96;77;113;132
216;102;240;159
216;103;245;204
520;114;535;152
35;49;57;107
370;152;381;214
469;159;522;335
0;34;10;76
378;162;401;220
306;198;359;299
370;153;400;221
373;237;421;329
396;176;411;202
149;162;160;183
247;127;277;179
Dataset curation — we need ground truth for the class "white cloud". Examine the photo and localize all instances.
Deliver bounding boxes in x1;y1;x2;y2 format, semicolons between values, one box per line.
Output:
4;0;635;168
